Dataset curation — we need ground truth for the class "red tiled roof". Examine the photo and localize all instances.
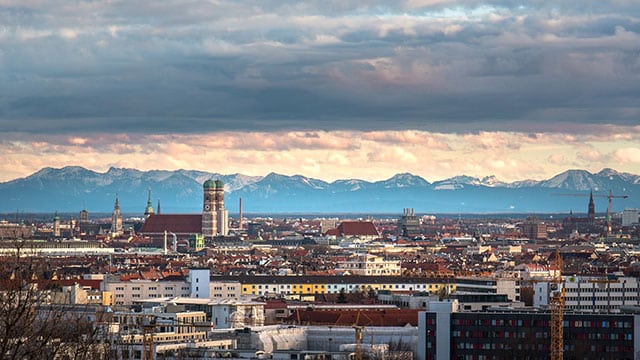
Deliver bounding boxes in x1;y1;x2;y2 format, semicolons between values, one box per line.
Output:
325;228;340;236
265;300;288;310
56;279;103;290
139;214;202;234
325;221;379;237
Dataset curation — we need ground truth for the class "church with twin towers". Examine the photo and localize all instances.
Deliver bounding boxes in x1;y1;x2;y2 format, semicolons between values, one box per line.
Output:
138;179;229;241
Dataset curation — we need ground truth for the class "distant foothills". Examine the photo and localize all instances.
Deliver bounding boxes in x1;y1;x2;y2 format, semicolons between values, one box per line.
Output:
0;166;638;214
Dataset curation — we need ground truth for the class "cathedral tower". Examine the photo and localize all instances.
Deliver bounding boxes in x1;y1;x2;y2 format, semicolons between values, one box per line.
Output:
202;179;228;239
588;191;595;222
111;194;123;236
202;179;218;239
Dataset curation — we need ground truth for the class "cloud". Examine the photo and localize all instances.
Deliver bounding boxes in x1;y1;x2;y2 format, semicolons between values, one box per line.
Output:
613;147;640;163
0;1;639;133
2;127;639;183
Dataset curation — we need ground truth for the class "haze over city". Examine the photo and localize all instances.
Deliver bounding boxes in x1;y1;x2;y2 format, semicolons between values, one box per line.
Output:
1;1;639;183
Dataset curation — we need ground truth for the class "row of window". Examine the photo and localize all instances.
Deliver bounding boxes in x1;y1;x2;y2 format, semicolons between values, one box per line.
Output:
452;319;547;327
566;287;639;292
565;296;638;301
245;283;452;291
112;286;189;292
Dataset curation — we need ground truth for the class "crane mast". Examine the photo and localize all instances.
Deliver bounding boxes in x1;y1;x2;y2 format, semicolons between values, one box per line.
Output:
554;190;629;235
550;247;565;360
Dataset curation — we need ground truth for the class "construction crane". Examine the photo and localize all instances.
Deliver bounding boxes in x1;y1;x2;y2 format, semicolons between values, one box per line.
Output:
550;247;565;360
555;190;629;235
353;310;364;360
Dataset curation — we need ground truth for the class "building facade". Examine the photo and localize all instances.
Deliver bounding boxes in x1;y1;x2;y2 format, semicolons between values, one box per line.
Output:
103;279;191;306
215;275;456;299
398;208;421;237
455;277;520;302
335;253;402;276
202;179;228;239
534;275;640;312
418;301;640;360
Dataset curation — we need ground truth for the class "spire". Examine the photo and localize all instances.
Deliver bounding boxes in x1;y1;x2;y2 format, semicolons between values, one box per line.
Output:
114;193;120;210
157;198;161;214
588;190;595;220
144;188;155;218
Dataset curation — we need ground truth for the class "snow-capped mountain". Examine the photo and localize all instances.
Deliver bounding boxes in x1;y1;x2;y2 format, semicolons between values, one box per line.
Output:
378;173;430;188
432;175;506;190
0;167;638;213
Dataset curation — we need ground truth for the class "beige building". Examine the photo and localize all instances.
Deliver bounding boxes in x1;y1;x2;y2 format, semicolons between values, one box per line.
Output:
210;278;242;299
103;279;191;306
335;253;401;276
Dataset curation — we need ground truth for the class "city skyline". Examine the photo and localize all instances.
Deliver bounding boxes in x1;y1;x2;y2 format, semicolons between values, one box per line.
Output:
1;1;639;183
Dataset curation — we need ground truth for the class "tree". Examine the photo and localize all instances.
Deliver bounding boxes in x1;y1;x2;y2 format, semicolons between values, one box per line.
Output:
337;288;348;303
0;244;111;359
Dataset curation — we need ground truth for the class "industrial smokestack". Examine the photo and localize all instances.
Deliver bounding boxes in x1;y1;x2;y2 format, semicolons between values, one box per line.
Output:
239;197;243;231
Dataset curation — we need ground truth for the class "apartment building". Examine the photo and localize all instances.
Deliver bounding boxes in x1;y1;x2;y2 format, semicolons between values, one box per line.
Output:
534;275;640;312
104;279;191;306
335;253;402;276
215;275;456;300
210;278;242;299
455;277;520;301
418;301;639;360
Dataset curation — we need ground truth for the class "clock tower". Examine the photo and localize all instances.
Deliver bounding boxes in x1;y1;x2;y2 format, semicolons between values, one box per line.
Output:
202;179;217;239
202;179;228;239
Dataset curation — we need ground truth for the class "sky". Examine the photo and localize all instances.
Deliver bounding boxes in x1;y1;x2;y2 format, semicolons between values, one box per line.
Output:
1;0;639;183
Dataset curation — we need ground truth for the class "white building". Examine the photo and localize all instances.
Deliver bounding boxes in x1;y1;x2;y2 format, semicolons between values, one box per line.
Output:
534;275;640;312
622;208;639;227
454;277;520;301
335;253;401;276
189;268;211;299
136;297;266;329
512;263;559;280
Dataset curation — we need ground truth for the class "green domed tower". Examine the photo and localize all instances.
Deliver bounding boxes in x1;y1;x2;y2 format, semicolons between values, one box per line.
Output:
53;211;61;237
202;178;228;238
203;179;216;189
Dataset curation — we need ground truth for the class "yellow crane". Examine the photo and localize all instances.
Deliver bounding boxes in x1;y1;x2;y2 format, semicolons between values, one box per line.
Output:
550;247;565;360
353;311;363;360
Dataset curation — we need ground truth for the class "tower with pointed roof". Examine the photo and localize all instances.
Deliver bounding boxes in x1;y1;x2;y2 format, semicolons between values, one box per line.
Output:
144;189;155;220
588;191;595;222
111;194;123;236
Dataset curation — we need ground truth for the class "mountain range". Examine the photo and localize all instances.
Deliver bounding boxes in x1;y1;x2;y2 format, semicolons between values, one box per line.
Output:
0;167;638;214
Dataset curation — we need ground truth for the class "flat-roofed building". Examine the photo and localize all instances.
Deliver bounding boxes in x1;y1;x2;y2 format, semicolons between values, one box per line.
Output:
418;301;639;360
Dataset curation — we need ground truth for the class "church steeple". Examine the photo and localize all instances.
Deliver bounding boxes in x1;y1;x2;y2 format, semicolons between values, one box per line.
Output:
157;198;161;214
111;194;123;236
53;211;61;238
588;191;595;221
144;189;155;220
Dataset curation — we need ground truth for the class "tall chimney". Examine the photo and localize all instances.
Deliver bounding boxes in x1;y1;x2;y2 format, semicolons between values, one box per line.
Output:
239;197;243;231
